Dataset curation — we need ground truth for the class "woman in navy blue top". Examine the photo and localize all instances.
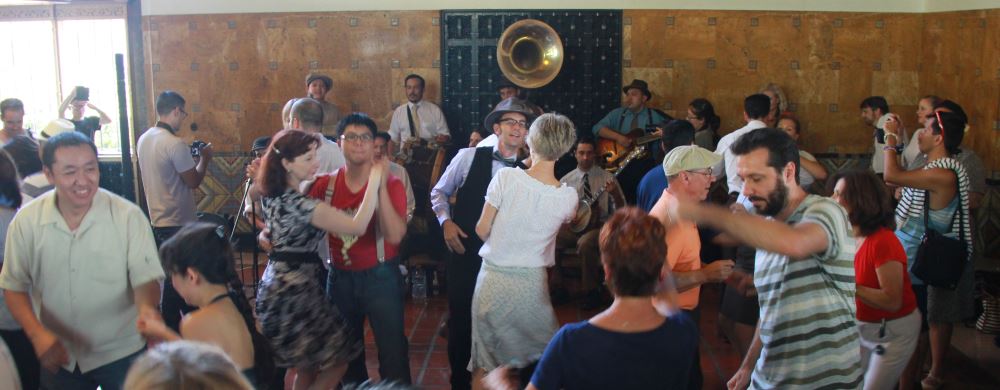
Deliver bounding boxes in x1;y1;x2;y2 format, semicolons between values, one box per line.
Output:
527;208;699;390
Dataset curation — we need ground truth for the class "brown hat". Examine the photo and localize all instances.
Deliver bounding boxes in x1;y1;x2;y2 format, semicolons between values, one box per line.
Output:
622;79;651;99
305;73;332;90
484;97;537;130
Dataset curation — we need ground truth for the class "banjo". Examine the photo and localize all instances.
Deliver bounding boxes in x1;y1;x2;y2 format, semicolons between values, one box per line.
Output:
570;146;648;233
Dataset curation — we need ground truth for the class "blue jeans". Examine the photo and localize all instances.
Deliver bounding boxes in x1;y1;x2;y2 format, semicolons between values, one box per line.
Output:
40;348;143;390
326;258;411;384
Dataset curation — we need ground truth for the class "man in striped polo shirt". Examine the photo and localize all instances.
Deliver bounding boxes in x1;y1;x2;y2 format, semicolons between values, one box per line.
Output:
666;128;861;389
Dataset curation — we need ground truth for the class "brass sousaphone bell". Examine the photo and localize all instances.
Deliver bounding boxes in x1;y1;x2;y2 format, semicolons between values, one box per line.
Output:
497;19;564;89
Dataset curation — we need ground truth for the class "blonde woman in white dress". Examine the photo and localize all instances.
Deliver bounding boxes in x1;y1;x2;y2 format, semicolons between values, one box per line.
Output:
469;113;578;388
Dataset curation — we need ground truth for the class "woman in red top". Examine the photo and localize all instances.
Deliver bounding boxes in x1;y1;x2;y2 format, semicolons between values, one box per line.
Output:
830;170;920;390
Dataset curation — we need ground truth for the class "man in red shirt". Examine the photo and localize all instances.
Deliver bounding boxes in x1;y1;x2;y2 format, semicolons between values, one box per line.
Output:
307;113;410;384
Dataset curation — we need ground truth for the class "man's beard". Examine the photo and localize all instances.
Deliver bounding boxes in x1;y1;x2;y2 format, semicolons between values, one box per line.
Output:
751;178;788;217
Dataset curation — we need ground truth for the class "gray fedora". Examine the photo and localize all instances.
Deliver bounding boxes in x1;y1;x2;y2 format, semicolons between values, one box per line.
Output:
483;97;537;130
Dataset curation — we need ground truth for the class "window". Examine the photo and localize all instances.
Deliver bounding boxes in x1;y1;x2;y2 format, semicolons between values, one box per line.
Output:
0;4;130;155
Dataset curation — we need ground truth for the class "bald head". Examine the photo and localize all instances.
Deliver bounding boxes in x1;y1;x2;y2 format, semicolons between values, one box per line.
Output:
291;98;324;133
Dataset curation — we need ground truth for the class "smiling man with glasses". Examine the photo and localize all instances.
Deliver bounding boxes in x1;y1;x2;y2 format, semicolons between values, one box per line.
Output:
430;97;535;390
650;145;735;390
307;112;411;384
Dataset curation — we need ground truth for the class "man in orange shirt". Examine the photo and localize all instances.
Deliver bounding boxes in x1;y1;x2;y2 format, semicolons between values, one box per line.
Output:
650;145;734;389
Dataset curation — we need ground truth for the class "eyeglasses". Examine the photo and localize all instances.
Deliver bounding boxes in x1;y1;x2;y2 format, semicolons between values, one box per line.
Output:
341;133;373;143
685;115;701;121
498;118;529;128
686;168;713;177
179;107;188;116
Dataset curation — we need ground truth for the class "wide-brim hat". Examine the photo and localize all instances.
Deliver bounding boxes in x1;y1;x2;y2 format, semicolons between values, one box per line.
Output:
662;145;722;176
305;73;333;90
38;119;75;140
483;97;537;130
622;79;651;99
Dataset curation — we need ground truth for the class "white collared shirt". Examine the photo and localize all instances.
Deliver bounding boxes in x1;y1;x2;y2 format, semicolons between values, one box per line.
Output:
713;119;767;194
0;189;164;372
388;100;450;143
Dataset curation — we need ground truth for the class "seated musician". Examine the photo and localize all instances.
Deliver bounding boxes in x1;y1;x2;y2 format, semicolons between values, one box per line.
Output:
591;79;670;203
387;73;450;158
556;137;626;309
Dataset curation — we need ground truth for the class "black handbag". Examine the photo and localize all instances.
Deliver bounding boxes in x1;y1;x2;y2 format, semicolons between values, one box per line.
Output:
911;186;968;290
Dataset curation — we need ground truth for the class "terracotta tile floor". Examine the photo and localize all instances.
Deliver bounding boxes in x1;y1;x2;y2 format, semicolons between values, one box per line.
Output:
355;286;1000;389
236;259;1000;389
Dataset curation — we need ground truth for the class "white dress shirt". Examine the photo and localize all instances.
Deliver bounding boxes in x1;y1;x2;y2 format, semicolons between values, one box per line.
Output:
388;100;450;144
713;119;767;194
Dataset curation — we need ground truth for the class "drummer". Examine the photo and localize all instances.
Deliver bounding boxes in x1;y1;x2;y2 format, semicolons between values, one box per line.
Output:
556;137;625;309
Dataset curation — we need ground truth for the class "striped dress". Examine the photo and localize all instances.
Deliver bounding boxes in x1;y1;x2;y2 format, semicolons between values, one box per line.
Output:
751;195;862;389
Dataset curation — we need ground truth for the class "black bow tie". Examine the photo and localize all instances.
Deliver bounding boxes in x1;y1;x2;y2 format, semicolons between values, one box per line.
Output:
492;150;524;168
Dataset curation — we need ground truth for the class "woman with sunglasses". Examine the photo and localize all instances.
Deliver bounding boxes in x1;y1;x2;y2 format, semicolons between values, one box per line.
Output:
882;109;972;390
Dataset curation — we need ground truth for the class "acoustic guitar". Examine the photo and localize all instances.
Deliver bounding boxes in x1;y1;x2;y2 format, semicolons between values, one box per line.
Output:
596;128;661;169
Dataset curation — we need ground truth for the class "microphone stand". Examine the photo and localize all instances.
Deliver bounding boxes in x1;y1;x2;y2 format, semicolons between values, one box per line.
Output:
232;172;260;295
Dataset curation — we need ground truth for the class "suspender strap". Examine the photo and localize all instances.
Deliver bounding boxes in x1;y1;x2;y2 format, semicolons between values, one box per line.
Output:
324;174;385;263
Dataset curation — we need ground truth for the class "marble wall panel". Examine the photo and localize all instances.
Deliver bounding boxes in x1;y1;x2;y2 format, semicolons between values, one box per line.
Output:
141;8;998;172
623;9;996;174
143;11;440;152
919;9;999;175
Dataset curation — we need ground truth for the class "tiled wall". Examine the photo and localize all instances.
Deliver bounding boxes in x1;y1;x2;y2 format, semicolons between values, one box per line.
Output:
142;11;441;152
622;9;998;175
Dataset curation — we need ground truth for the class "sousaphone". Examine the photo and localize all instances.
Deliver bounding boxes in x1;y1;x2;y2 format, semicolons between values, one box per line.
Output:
497;19;564;89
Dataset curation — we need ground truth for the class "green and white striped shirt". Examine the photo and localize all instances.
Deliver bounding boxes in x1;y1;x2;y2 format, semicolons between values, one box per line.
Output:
751;195;862;389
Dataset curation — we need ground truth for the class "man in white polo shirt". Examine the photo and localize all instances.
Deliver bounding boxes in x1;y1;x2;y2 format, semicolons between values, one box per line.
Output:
1;132;164;390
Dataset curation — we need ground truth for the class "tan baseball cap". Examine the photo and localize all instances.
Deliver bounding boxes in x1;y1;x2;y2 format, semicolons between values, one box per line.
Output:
662;145;722;176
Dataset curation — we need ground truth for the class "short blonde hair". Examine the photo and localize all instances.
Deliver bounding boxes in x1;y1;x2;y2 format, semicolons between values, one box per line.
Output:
124;340;253;390
526;113;576;161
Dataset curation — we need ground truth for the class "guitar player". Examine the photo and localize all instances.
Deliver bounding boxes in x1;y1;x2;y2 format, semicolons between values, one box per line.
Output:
556;137;626;308
591;79;671;203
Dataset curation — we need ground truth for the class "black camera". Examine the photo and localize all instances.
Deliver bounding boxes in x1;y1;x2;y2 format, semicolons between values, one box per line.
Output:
874;127;886;144
190;140;208;157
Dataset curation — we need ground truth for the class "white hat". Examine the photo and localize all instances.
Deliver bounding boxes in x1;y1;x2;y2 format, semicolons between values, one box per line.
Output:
38;119;76;140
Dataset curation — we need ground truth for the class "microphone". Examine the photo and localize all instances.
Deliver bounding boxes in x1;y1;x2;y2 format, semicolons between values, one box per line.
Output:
190;123;199;132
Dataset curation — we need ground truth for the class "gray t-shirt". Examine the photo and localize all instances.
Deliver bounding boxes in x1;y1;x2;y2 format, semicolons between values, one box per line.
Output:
137;126;197;227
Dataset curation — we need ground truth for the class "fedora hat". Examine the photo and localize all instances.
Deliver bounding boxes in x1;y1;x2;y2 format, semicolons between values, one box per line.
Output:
622;79;652;99
483;97;537;130
305;73;333;90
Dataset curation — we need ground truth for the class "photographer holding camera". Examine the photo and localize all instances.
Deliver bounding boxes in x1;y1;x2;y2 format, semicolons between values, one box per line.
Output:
137;90;213;332
59;86;112;141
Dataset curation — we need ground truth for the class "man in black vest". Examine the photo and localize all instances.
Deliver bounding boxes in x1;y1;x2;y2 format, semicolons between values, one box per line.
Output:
429;98;535;390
